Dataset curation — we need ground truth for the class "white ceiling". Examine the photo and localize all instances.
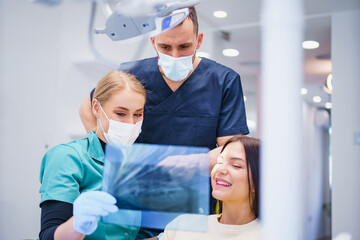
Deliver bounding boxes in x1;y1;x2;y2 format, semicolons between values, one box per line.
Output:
195;0;360;114
90;0;359;127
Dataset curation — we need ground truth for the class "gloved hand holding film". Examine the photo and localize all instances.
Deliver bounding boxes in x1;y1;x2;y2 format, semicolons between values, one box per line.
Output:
101;143;210;231
73;191;118;235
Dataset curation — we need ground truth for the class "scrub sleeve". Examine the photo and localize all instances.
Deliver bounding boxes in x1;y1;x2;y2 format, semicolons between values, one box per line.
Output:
39;131;139;240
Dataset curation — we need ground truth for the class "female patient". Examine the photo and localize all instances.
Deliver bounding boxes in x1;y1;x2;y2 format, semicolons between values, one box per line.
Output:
39;70;146;240
160;135;261;240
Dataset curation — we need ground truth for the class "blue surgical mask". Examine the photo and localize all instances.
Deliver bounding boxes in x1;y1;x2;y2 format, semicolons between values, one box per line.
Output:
157;48;195;82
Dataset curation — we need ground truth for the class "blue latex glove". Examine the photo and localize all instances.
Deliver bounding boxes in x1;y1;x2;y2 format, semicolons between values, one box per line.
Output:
73;191;118;235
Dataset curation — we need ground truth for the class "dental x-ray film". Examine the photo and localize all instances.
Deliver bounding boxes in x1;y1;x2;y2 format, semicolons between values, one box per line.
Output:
102;143;210;231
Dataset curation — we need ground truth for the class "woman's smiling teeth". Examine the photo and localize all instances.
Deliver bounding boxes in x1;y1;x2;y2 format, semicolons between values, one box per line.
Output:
216;179;231;187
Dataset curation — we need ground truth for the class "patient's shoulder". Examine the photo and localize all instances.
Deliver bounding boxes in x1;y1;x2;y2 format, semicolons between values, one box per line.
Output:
166;214;209;232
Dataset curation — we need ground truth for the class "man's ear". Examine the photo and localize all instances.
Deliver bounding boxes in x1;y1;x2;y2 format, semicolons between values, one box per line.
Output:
150;37;156;50
196;32;204;49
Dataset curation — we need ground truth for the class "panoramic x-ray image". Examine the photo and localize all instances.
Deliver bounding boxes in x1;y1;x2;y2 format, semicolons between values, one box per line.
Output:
102;143;210;230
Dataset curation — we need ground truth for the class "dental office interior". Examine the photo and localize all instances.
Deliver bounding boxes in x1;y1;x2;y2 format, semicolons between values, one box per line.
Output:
0;0;359;239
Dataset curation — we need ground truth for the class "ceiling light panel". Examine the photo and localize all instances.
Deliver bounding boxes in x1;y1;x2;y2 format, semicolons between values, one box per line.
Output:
213;10;227;18
223;48;239;57
302;40;320;49
325;102;332;109
301;88;308;95
313;96;322;103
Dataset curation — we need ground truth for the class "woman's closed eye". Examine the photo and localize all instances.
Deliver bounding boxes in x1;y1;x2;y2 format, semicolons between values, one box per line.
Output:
116;112;126;117
233;165;243;169
229;157;245;169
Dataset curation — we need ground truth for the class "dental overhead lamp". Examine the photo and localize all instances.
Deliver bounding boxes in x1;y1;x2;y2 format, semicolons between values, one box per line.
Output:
31;0;200;41
95;2;196;41
31;0;200;67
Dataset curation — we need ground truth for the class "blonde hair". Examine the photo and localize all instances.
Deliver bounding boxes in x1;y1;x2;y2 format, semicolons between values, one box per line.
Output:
93;70;146;105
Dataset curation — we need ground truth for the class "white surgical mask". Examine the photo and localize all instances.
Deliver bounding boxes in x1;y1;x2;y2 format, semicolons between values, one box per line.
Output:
157;46;196;82
98;103;142;147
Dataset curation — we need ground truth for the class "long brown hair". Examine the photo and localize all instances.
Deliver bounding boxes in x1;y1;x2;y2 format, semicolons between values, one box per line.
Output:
220;135;260;218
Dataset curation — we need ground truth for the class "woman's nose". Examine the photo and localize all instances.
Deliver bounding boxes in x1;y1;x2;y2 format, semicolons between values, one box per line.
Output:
130;117;137;124
123;116;135;124
218;166;228;175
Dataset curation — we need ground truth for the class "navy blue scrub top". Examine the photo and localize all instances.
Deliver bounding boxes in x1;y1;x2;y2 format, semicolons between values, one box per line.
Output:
120;57;249;150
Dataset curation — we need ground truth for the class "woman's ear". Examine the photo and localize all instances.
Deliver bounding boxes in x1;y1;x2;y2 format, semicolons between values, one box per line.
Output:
92;99;100;117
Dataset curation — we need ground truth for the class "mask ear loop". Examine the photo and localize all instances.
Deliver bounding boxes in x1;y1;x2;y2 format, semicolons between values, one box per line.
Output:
98;102;110;121
96;101;110;135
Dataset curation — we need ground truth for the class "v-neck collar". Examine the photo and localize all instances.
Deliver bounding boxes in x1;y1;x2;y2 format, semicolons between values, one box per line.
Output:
87;131;105;163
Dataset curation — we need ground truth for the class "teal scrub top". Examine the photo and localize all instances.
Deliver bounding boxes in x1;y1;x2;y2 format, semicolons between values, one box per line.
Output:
39;131;139;240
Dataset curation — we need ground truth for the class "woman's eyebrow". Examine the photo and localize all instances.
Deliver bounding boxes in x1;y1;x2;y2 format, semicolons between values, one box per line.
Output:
229;157;245;163
114;106;129;111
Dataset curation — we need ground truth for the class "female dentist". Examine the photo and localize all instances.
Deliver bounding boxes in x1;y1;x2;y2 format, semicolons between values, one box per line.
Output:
39;70;146;240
